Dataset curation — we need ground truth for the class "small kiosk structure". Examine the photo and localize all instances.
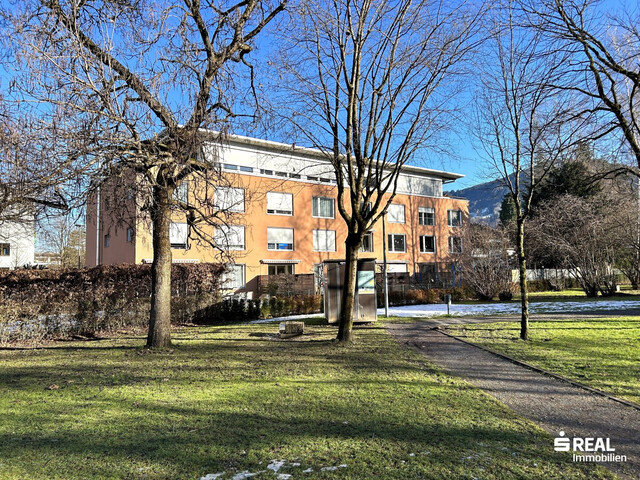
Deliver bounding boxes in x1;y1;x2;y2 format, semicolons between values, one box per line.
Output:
323;258;377;324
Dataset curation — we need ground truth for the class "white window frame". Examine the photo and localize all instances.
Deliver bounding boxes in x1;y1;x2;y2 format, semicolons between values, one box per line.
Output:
170;222;189;249
214;186;245;213
360;231;374;253
419;235;436;253
387;204;406;224
312;196;335;219
267;227;294;251
268;264;294;275
449;236;463;254
222;264;245;289
313;229;336;252
267;192;294;216
419;207;435;226
448;209;463;227
387;233;406;253
215;225;245;251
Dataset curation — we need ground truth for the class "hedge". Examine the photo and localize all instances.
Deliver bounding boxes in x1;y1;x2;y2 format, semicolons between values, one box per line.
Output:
0;263;225;344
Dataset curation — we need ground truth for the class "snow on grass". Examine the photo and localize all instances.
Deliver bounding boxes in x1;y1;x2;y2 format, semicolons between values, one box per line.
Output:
381;299;640;317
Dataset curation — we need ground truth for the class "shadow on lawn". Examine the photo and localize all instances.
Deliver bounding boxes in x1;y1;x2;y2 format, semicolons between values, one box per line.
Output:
0;392;575;478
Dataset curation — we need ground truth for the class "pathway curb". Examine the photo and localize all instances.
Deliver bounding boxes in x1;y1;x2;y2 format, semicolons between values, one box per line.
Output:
436;327;640;413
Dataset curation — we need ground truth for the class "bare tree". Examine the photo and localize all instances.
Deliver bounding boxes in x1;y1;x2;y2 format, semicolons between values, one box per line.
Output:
521;0;640;176
5;0;285;347
474;6;581;339
274;0;484;342
529;195;620;297
458;224;513;301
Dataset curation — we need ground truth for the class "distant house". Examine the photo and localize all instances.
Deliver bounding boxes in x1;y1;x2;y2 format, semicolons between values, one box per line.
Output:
0;216;35;269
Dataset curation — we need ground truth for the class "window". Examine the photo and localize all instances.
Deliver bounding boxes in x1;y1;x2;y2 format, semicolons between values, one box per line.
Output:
104;234;110;248
419;207;435;226
268;264;294;275
419;263;437;276
312;197;334;218
448;209;463;227
240;166;254;173
173;182;188;205
449;236;463;254
214;186;245;212
420;235;436;253
170;222;188;249
360;232;374;253
359;201;372;216
387;204;405;223
222;264;245;289
214;225;245;250
313;229;336;252
387;263;408;273
0;243;9;256
267;227;294;250
267;192;293;215
387;234;406;252
126;228;134;243
223;163;238;171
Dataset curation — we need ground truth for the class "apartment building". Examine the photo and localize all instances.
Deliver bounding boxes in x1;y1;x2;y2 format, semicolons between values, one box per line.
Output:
86;134;468;296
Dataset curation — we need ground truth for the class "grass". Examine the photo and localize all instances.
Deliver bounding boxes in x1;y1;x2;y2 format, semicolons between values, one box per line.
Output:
448;318;640;405
0;322;614;480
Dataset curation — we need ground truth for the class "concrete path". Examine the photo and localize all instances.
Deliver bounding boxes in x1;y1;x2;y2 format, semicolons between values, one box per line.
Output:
387;321;640;479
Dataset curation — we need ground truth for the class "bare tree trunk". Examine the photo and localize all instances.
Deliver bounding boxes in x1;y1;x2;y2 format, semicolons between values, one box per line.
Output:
337;238;359;343
517;218;529;340
147;186;173;348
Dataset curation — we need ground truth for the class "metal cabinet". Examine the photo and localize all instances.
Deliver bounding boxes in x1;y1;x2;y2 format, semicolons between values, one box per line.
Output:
323;258;377;324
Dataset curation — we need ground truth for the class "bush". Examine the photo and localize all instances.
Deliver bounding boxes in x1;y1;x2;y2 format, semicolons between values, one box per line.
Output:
0;263;226;344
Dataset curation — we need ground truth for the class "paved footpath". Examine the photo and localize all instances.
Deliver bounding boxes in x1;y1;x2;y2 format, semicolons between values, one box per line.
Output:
387;320;640;479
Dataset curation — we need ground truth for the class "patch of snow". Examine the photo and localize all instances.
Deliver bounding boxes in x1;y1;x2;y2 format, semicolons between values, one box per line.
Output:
277;475;292;480
267;460;286;473
201;474;225;480
302;468;313;473
380;299;640;317
232;471;265;480
291;463;300;467
320;466;338;471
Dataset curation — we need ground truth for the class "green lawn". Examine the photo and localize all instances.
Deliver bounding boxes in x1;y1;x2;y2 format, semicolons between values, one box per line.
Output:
0;322;613;479
448;318;640;405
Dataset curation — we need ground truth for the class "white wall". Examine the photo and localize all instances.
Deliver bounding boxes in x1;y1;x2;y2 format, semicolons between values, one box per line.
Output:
0;220;36;269
204;138;445;198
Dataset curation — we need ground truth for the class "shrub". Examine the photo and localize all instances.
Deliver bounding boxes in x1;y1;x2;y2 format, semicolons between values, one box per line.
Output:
0;263;225;344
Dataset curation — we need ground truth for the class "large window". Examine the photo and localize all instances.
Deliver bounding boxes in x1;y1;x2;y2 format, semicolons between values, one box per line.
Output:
448;209;463;227
268;264;294;275
387;234;406;253
360;232;374;253
214;225;245;250
449;236;463;254
419;207;435;226
222;264;245;289
419;235;436;253
267;227;294;251
312;196;334;218
267;192;293;215
387;204;405;223
214;186;245;212
313;229;336;252
0;243;9;256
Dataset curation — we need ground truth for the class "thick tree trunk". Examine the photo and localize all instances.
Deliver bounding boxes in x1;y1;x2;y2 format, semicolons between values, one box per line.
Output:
517;219;529;341
146;187;173;348
337;238;360;343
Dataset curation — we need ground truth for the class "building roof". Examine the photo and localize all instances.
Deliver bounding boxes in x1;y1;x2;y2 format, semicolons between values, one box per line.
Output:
200;131;464;182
